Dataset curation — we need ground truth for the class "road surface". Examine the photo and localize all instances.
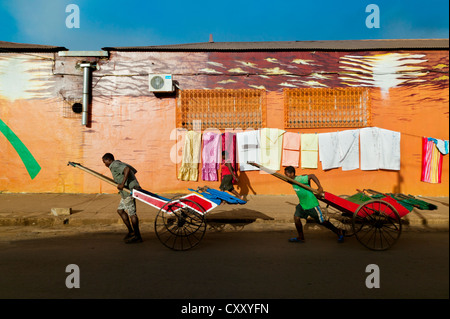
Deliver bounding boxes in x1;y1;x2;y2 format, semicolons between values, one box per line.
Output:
0;224;447;301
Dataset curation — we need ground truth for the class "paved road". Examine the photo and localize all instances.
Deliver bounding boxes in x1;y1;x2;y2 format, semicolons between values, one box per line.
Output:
0;226;448;301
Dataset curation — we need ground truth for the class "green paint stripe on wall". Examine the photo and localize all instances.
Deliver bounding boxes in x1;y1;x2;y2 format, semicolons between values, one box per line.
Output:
0;119;41;179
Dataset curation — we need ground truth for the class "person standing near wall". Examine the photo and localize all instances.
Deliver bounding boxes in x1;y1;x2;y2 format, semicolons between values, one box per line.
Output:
220;151;244;200
102;153;143;244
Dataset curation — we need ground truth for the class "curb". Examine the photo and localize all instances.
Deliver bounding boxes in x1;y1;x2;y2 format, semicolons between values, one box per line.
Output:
0;194;448;232
0;214;447;232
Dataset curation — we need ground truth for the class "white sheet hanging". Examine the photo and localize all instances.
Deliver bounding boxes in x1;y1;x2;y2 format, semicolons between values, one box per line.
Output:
360;127;380;170
318;132;340;170
360;127;401;171
378;128;401;170
236;130;261;171
338;129;360;171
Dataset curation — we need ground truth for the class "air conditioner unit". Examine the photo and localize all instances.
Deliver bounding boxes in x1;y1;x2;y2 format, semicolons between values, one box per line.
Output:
148;74;174;92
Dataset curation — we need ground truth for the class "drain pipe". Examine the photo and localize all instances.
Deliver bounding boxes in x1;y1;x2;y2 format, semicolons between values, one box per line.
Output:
78;62;96;126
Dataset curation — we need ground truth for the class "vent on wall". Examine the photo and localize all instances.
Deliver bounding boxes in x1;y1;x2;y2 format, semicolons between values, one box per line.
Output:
62;98;83;119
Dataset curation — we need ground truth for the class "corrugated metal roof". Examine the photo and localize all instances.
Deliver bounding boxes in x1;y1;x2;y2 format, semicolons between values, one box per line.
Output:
1;39;447;53
102;39;449;52
0;41;68;52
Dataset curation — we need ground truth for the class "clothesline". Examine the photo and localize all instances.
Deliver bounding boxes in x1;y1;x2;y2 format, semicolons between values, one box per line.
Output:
398;131;448;140
176;127;448;184
176;126;448;140
275;129;447;141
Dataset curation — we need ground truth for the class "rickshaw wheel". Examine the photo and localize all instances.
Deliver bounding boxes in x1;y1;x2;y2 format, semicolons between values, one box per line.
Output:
328;212;355;237
155;198;206;251
352;199;402;251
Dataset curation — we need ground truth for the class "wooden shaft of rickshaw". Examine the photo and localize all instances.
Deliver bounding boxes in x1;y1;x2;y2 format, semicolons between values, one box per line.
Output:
247;162;324;199
67;161;131;193
248;163;361;216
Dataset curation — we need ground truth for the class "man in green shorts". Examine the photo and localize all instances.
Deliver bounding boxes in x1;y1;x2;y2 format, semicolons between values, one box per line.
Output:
102;153;143;244
284;166;344;243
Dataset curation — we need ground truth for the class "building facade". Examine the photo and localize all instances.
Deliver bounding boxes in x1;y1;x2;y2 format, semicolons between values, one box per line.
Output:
0;39;448;196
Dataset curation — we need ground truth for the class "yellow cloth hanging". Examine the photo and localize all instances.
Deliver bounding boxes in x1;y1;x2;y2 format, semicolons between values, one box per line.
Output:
178;131;202;181
260;128;285;170
301;133;319;169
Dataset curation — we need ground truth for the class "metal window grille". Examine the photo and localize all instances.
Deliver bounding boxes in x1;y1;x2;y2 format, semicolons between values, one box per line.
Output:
284;87;371;128
177;89;267;130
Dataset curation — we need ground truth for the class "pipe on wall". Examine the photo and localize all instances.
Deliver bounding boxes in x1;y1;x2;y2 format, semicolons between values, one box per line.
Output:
78;62;96;126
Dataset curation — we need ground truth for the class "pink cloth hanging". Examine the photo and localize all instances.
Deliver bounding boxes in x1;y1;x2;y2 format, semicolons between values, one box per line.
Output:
201;132;222;181
282;132;300;167
421;137;443;183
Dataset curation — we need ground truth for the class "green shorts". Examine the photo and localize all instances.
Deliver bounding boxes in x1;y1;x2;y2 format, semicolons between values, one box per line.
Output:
294;204;325;223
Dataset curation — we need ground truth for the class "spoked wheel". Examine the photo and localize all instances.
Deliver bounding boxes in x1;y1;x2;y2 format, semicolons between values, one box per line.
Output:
328;211;356;237
155;198;206;251
352;199;402;251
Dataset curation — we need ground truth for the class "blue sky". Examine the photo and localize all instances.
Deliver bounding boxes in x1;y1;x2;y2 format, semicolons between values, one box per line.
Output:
0;0;448;50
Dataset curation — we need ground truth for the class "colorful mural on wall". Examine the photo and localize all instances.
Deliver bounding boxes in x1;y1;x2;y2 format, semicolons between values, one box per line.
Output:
0;54;56;181
0;54;56;100
88;50;449;100
201;51;448;93
0;118;40;179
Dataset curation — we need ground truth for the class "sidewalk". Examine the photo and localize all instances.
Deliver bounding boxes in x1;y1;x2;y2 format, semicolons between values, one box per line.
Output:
0;192;448;232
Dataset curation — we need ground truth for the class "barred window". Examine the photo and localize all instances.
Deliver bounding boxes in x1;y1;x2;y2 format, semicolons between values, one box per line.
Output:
284;87;371;128
176;89;266;130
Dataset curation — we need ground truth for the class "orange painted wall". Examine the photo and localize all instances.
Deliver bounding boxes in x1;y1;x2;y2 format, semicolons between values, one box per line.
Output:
0;97;83;193
0;50;448;196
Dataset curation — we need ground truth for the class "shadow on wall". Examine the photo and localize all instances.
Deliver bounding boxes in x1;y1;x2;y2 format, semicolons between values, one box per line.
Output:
393;171;404;194
235;171;256;197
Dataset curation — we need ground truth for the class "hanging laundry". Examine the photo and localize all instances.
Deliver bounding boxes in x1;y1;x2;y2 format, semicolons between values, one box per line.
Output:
282;132;300;167
301;133;319;169
428;138;449;155
260;128;285;170
338;129;360;171
318;132;340;170
222;132;237;183
236;130;261;171
378;128;401;170
421;137;444;184
178;131;202;181
360;127;380;170
360;127;401;171
201;132;222;181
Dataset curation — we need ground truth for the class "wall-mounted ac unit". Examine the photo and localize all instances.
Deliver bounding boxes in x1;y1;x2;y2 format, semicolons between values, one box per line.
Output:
148;74;174;92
